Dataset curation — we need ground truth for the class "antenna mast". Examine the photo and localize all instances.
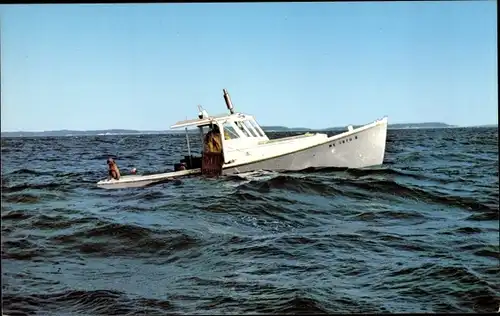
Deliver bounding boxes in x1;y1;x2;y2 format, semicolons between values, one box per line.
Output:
223;89;235;114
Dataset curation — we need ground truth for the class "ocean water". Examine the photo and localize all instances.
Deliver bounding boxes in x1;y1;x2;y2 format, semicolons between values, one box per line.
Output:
1;127;499;315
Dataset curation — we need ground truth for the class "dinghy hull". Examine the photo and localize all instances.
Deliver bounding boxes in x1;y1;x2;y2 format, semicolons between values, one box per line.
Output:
96;169;201;189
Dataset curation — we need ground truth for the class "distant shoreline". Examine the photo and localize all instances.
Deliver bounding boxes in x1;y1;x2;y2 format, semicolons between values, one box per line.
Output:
1;123;496;138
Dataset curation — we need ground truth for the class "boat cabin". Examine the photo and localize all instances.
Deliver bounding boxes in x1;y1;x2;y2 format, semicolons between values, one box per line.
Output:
170;112;269;173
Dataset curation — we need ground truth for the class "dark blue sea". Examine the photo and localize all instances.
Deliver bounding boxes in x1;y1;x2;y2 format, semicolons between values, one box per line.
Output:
1;127;499;315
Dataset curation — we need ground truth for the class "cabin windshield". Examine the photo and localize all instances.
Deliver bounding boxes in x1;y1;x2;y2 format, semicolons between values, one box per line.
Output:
195;117;267;144
234;121;251;137
242;120;259;137
222;122;240;139
248;119;266;137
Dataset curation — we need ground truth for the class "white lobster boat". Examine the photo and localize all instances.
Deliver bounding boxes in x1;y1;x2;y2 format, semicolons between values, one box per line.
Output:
97;89;388;189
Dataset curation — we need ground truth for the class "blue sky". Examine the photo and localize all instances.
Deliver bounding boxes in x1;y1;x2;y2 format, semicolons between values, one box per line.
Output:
1;2;497;131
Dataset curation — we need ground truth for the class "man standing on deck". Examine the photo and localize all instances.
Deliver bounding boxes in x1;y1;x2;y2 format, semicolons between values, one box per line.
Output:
202;124;224;177
203;124;223;153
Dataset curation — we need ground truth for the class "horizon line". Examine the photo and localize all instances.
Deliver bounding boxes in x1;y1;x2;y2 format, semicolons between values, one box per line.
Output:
2;122;498;134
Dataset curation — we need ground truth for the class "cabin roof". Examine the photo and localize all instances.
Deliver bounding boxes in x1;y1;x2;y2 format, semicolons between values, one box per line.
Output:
170;112;254;129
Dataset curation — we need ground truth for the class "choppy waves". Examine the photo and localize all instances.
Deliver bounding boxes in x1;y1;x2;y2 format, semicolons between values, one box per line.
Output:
1;127;499;314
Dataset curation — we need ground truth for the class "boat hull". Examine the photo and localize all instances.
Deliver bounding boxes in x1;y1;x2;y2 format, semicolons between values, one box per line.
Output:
222;117;387;174
96;169;200;189
95;117;387;189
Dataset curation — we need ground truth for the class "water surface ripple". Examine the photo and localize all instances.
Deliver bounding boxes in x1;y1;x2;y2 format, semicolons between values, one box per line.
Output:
1;127;499;314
